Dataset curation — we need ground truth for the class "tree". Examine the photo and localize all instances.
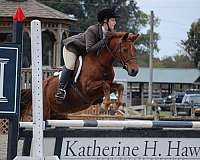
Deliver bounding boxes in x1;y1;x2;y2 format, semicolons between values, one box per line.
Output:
181;19;200;67
173;54;194;68
39;0;159;56
152;54;194;68
160;56;176;68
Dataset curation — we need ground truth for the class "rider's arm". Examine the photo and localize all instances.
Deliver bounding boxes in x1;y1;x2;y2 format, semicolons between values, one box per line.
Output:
85;27;105;53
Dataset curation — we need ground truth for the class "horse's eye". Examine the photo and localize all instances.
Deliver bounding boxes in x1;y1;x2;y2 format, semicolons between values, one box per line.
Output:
122;48;128;52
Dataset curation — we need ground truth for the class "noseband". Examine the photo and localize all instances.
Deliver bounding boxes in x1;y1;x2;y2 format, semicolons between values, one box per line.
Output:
105;40;136;68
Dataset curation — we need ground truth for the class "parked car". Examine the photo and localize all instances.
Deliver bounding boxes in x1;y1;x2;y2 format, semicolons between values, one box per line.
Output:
152;97;171;111
182;94;200;104
163;91;185;104
176;94;200;116
194;108;200;116
175;92;185;103
152;97;164;105
163;95;173;104
185;89;200;95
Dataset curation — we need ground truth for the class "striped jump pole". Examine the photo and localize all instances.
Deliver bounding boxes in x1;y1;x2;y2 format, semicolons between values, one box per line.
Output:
46;120;200;128
20;120;200;129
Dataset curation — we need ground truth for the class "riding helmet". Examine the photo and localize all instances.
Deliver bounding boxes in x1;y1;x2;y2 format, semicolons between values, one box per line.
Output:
97;8;119;22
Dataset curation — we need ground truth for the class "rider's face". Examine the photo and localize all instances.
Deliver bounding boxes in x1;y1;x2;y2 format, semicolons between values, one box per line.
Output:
108;18;116;30
103;18;116;31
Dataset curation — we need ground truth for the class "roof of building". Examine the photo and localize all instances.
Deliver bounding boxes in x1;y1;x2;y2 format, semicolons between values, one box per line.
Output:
0;0;76;21
114;67;200;84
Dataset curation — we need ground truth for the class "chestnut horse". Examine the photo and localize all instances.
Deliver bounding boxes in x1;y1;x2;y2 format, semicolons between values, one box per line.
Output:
20;32;139;120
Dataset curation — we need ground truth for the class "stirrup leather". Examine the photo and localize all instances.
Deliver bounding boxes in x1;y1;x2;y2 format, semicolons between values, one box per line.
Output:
55;88;66;100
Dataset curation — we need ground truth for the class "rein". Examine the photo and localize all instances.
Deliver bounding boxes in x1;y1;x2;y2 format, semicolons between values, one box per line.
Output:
105;40;136;68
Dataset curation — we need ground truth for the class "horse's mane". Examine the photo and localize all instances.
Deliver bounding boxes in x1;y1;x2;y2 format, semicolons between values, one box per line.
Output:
111;32;139;43
112;32;128;38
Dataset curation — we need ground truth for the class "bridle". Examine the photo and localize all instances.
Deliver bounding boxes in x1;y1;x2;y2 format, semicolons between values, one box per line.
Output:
105;39;137;69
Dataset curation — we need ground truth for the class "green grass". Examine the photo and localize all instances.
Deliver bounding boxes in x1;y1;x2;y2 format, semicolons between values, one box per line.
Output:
159;111;172;117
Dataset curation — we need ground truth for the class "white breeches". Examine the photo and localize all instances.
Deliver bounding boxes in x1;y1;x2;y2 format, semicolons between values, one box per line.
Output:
63;46;77;70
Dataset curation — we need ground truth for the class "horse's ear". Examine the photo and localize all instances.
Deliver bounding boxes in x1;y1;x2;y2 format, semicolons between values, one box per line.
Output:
128;33;140;42
121;32;129;41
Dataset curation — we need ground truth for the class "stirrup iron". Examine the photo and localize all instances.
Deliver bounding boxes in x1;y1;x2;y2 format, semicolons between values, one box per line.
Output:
55;89;66;100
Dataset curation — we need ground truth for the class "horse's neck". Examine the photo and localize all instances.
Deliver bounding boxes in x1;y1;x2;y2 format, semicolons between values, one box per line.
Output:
97;49;114;68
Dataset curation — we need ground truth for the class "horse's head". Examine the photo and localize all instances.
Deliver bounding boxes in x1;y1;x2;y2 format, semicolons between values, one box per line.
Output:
107;32;139;76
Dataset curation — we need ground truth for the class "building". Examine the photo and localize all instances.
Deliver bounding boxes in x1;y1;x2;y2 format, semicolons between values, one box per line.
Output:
19;67;200;106
0;0;76;68
114;67;200;106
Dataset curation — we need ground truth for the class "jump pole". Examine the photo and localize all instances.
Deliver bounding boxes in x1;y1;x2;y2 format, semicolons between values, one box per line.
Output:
20;119;200;129
14;20;59;160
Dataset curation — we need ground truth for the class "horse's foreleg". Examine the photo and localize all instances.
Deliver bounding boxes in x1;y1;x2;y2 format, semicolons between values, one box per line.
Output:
110;83;124;110
86;80;111;111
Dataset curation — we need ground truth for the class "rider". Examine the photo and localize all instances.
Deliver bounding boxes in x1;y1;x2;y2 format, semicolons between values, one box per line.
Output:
55;8;119;103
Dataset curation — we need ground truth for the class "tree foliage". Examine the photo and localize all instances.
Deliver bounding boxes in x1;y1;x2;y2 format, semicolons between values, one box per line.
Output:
181;19;200;67
38;0;159;54
155;54;194;68
38;0;194;68
136;52;194;68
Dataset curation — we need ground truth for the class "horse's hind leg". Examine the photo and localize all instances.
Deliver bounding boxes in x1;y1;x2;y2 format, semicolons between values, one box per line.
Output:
86;80;111;112
20;104;33;122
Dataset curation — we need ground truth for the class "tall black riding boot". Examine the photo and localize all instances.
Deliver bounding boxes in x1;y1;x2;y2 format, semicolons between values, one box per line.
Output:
55;66;74;103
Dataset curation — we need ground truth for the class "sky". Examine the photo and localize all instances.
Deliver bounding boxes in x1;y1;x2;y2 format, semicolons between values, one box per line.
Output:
135;0;200;58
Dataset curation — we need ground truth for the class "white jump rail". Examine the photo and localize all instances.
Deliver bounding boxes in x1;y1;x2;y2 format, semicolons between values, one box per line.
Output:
19;120;200;129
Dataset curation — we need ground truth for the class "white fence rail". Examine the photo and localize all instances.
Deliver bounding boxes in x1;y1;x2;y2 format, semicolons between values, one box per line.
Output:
21;68;59;89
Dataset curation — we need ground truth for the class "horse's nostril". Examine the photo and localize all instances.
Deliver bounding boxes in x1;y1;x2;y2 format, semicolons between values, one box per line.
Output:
131;69;135;73
131;69;138;76
123;65;127;69
133;69;138;75
128;69;138;77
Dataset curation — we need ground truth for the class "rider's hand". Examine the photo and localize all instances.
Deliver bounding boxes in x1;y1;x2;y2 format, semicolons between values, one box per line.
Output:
128;33;140;42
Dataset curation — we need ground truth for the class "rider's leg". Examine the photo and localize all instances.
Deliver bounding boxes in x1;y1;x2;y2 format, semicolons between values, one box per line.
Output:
55;66;73;100
55;46;77;102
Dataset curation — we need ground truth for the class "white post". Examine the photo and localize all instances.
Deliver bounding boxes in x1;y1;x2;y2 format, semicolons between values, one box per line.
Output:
31;20;44;159
148;10;154;115
14;20;59;160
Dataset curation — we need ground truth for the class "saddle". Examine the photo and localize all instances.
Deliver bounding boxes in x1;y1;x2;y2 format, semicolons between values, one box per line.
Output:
54;56;103;104
54;56;83;84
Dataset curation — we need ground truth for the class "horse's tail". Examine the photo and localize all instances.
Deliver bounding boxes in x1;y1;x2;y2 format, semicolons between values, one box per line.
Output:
20;88;32;116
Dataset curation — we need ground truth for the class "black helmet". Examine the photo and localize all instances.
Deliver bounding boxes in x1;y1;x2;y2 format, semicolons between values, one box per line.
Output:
97;8;119;22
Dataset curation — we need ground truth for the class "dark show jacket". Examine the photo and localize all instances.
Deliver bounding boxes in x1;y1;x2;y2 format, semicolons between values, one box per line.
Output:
63;24;105;55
